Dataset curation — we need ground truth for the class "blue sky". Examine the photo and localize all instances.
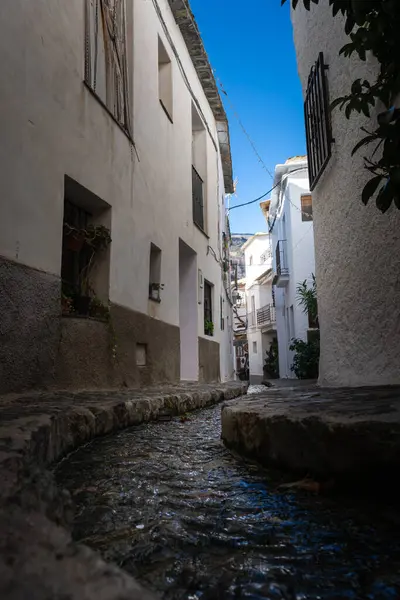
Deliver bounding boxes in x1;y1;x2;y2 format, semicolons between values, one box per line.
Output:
190;0;306;233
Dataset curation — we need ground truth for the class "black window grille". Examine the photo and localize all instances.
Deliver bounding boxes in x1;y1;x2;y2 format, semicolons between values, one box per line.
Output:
220;296;225;331
304;53;333;190
61;200;91;299
275;240;289;277
192;165;204;230
204;281;213;334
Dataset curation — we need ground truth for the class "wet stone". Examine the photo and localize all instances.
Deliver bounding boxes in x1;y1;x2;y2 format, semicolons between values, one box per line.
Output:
0;382;246;600
222;382;400;488
56;403;400;600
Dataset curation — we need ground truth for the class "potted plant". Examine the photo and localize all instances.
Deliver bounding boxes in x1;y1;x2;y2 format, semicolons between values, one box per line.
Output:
89;297;110;321
61;292;74;315
204;319;214;336
73;224;112;315
263;339;279;379
84;224;112;252
63;223;85;252
149;282;164;302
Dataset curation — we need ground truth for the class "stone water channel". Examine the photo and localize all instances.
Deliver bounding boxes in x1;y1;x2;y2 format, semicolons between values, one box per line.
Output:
55;401;400;600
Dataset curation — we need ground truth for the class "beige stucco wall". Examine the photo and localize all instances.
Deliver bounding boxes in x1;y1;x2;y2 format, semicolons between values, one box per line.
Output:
291;3;400;387
0;0;232;388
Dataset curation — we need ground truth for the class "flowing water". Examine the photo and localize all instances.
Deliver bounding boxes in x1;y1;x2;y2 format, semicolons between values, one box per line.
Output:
55;403;400;600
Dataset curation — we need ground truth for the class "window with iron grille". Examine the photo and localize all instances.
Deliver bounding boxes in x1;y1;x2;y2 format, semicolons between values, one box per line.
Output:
61;200;91;300
192;165;204;230
304;53;333;190
301;194;313;222
204;281;213;335
84;0;132;136
260;248;272;264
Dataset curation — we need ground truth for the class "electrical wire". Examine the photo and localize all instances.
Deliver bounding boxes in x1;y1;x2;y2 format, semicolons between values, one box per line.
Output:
229;167;309;214
179;0;275;181
228;184;280;211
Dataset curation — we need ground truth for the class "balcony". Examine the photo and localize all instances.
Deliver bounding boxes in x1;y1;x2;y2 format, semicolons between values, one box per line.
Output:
274;240;289;287
257;304;276;332
192;166;204;231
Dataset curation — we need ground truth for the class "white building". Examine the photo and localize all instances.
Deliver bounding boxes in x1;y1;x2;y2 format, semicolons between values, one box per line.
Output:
0;0;235;393
241;233;276;384
291;3;400;387
262;157;316;379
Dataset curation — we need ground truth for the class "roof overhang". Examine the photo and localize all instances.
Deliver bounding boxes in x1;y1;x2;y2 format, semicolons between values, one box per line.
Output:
168;0;234;193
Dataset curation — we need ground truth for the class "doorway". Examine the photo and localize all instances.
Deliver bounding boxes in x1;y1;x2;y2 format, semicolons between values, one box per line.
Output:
179;239;198;381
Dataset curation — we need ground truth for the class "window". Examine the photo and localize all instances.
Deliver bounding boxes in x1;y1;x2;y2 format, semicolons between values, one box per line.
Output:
301;194;313;222
204;281;213;336
260;249;272;263
249;255;253;266
220;296;225;331
252;341;257;354
192;103;207;231
249;295;256;327
304;52;333;190
84;0;132;136
136;343;147;366
61;200;91;303
192;166;204;230
149;243;162;302
61;177;111;317
158;36;173;121
236;292;243;307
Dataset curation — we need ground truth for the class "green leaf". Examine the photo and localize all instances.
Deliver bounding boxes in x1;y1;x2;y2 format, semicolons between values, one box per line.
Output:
339;43;355;57
361;175;383;205
345;14;356;34
376;181;394;213
361;102;370;118
352;135;378;156
351;79;362;95
330;96;347;111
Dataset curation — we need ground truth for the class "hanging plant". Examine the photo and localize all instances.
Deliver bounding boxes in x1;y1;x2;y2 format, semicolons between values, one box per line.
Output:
204;319;214;336
283;0;400;212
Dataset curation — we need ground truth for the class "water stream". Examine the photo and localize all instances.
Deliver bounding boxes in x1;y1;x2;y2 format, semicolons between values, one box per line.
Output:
55;402;400;600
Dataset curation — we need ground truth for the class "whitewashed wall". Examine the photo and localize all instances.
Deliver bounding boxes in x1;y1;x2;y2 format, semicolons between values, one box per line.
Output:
0;0;232;382
291;2;400;386
270;165;315;379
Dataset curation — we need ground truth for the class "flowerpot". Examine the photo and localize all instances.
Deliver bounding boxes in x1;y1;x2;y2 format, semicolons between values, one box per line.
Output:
74;295;91;316
65;232;85;252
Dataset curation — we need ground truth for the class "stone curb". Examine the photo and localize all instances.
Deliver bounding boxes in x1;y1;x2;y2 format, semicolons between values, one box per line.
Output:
221;390;400;487
0;382;247;600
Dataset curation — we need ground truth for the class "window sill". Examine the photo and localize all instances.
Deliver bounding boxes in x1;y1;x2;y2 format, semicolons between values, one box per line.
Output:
61;313;108;324
194;222;209;239
159;99;173;123
148;296;161;304
83;81;135;146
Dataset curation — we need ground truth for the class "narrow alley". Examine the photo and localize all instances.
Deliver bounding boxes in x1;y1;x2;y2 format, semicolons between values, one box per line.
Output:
56;399;400;599
2;0;400;599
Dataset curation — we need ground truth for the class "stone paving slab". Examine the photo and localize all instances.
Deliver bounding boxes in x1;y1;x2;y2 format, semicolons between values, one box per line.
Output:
0;381;246;600
221;382;400;485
